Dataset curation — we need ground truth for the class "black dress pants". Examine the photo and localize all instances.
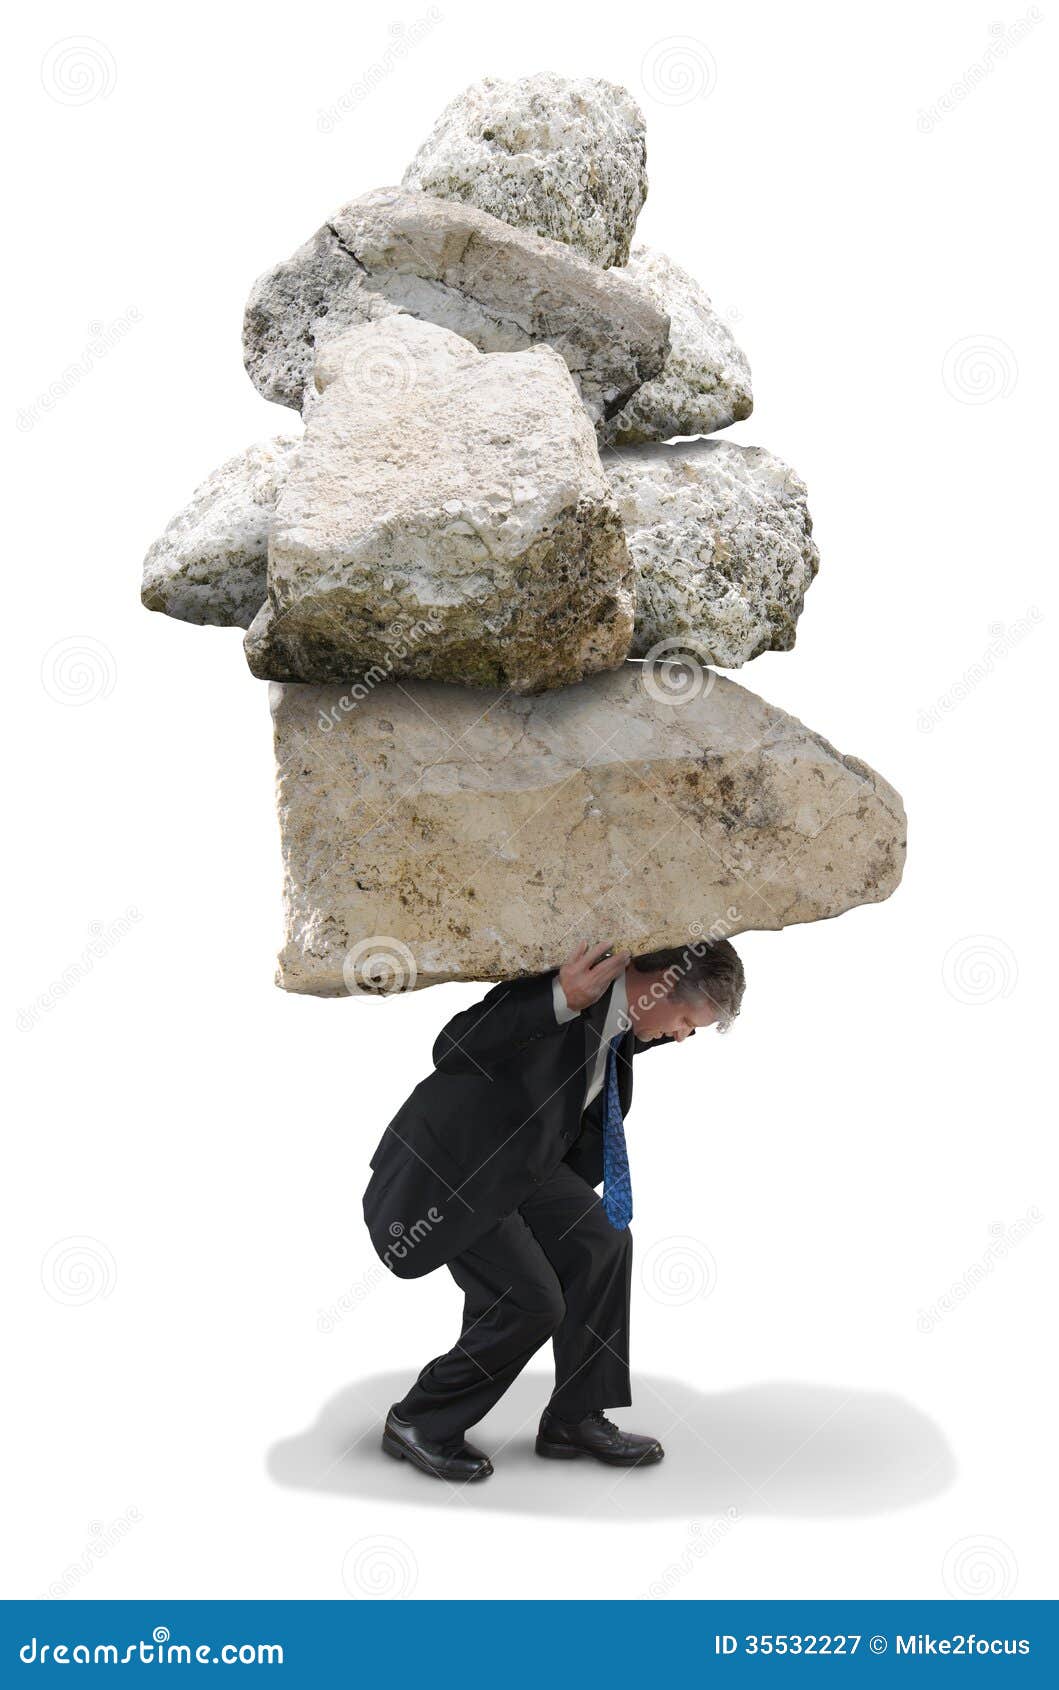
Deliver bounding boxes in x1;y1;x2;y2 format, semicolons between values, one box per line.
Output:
396;1160;632;1440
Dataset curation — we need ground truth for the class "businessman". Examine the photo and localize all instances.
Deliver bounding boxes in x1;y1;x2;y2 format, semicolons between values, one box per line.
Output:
363;936;745;1482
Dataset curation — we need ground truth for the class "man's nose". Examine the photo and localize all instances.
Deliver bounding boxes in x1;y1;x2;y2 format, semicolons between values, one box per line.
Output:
674;1028;689;1042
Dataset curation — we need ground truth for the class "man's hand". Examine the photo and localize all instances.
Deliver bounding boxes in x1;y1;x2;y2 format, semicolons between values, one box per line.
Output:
558;941;631;1013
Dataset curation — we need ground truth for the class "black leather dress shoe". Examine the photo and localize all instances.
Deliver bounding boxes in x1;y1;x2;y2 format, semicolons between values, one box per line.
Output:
536;1407;664;1466
381;1407;493;1482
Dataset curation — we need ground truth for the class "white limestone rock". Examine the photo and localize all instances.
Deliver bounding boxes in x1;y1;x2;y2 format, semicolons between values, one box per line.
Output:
242;188;669;429
269;663;907;995
600;244;752;447
402;73;647;268
245;316;635;692
605;440;819;667
141;438;300;628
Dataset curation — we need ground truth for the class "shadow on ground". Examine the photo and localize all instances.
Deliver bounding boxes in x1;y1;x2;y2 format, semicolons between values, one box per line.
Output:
267;1370;955;1519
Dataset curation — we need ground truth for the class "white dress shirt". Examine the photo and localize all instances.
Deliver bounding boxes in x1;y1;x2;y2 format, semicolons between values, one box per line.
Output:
552;970;629;1114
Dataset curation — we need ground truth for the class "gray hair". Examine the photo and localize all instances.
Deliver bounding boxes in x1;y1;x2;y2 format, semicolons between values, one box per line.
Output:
631;938;745;1031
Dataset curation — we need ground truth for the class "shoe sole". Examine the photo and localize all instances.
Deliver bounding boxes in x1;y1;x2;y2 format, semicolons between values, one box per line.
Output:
535;1437;664;1466
382;1429;493;1482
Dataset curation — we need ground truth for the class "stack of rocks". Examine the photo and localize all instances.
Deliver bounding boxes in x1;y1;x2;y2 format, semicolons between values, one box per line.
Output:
143;74;905;994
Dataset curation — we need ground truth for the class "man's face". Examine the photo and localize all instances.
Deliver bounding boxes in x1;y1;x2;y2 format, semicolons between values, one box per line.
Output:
625;972;720;1042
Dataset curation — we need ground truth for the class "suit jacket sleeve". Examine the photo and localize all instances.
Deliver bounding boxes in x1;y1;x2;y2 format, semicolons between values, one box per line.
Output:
432;973;571;1075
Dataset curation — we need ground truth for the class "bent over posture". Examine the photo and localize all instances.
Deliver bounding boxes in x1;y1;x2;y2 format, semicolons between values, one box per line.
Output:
362;938;745;1482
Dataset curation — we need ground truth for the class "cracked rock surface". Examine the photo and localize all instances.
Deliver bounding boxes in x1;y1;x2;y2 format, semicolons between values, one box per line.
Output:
402;73;647;268
270;662;906;995
141;437;300;628
605;439;819;667
242;188;669;428
245;316;635;692
600;245;753;446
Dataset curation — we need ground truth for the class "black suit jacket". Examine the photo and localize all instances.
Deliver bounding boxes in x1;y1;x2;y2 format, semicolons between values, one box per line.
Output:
362;971;668;1278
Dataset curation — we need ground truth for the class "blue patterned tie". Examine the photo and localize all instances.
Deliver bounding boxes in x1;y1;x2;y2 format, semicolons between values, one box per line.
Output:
602;1033;633;1230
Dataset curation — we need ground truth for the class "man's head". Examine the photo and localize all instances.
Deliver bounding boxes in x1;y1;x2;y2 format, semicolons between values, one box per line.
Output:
624;938;745;1042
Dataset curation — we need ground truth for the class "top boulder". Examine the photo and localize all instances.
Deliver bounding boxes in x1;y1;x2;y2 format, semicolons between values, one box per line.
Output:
402;73;647;268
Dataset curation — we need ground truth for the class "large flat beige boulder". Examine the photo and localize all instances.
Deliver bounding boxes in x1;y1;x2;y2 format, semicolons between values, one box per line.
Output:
245;317;634;692
242;188;669;428
270;664;906;995
402;74;647;268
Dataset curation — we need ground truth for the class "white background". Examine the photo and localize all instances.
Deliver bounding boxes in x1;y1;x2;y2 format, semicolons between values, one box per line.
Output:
7;0;1056;1603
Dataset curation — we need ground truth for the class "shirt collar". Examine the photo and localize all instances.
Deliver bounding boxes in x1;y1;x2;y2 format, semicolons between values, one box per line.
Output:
607;969;629;1037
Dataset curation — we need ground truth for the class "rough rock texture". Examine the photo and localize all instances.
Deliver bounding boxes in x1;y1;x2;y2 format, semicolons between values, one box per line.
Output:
402;74;647;268
600;245;752;446
245;317;635;692
605;440;819;667
245;601;362;686
270;663;906;995
242;188;669;428
141;438;300;627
